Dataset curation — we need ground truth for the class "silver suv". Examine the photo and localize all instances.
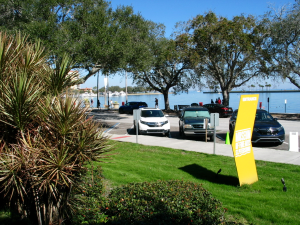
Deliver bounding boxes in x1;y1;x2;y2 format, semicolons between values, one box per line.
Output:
179;106;214;141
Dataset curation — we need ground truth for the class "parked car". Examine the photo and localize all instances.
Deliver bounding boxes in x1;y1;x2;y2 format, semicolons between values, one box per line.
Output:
133;108;170;136
119;101;148;114
229;109;285;144
203;103;233;118
178;106;214;141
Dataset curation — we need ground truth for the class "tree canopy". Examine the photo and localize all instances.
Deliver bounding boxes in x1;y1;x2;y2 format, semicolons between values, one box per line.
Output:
263;0;300;89
133;37;195;110
184;12;267;106
0;0;162;83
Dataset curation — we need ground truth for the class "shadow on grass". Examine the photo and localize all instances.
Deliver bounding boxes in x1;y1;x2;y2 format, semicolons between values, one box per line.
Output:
179;163;239;186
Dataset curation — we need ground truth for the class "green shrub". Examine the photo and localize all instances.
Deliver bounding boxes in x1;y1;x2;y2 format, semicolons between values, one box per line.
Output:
72;166;108;225
104;180;227;225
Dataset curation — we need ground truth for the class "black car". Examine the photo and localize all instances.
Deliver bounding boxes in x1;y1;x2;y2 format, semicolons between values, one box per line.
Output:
229;109;285;144
119;101;148;114
179;106;214;141
203;104;233;118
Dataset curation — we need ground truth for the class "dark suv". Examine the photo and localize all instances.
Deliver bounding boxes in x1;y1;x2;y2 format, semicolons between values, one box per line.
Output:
229;109;285;144
179;106;214;141
203;104;233;118
119;101;148;114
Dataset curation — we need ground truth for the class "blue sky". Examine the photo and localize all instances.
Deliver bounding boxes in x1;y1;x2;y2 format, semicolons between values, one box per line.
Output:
81;0;295;90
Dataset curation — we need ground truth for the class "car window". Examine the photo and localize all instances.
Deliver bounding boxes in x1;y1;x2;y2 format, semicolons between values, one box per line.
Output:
139;102;147;106
232;111;237;119
130;102;136;106
184;110;210;118
141;110;164;117
255;111;273;121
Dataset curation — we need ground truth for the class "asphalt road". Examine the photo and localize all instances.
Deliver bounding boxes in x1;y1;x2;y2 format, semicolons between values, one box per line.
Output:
87;110;300;151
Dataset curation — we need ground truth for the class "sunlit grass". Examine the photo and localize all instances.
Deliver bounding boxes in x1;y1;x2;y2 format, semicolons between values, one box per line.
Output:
99;140;300;225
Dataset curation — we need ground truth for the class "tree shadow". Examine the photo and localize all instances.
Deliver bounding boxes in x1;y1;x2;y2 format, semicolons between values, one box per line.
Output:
179;163;239;186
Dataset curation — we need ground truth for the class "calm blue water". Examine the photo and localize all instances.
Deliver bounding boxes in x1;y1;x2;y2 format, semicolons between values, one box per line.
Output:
82;90;299;113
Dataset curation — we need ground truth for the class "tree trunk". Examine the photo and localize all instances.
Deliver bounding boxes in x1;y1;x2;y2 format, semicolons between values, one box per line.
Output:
222;89;230;106
162;90;170;110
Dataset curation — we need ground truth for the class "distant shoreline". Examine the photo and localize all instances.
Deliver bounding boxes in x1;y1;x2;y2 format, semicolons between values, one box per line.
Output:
128;92;173;95
203;90;300;94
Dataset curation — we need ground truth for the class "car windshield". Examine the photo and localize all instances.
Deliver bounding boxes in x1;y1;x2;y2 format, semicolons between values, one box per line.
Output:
255;111;274;121
141;110;164;117
184;110;210;118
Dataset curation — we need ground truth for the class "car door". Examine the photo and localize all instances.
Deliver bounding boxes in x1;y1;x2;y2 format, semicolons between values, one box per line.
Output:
207;104;215;113
124;102;134;113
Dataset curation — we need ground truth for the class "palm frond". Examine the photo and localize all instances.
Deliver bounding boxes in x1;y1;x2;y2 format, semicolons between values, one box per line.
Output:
0;72;44;131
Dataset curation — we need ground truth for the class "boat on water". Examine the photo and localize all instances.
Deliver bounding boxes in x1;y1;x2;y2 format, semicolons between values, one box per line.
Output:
119;91;126;96
80;92;97;97
112;91;120;96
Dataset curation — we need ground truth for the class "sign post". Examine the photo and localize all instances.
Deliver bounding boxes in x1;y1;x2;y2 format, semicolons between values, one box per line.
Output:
210;113;219;155
285;99;287;113
231;95;259;186
133;109;141;144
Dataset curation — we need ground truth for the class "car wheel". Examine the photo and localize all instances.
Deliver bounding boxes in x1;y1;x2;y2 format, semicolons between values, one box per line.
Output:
138;127;141;135
165;131;170;137
210;135;214;142
180;127;185;137
229;126;234;142
179;126;183;136
119;108;124;114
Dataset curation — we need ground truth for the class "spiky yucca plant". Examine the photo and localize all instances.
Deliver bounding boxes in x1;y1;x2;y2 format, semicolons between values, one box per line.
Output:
0;32;110;225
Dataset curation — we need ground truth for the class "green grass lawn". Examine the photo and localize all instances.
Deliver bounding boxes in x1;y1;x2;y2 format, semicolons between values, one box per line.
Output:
99;140;300;225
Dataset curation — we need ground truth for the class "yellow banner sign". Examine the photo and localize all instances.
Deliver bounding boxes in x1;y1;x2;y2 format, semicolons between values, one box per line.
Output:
232;95;259;186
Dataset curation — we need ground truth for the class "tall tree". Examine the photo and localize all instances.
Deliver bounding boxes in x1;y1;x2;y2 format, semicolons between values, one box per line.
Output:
133;37;194;110
264;1;300;89
185;12;267;106
0;0;160;83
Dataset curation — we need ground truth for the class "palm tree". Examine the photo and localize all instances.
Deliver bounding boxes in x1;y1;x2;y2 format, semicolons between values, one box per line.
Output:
0;32;110;224
259;84;264;91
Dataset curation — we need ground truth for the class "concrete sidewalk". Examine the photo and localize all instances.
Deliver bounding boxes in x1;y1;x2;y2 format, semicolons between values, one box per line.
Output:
108;134;300;166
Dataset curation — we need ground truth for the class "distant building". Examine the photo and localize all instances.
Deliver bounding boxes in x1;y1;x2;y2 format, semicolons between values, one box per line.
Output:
80;87;93;93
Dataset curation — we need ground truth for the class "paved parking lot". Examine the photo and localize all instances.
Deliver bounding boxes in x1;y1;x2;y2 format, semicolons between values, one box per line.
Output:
87;109;300;151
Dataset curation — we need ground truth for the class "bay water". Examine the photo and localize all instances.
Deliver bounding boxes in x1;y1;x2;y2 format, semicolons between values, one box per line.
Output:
83;90;299;113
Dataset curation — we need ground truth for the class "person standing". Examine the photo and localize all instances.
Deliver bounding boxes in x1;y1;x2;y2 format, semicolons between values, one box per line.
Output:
90;99;94;108
110;100;113;109
155;98;158;108
97;99;100;108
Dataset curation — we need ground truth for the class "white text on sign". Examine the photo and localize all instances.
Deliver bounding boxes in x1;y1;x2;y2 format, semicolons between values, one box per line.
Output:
242;97;257;101
235;128;252;157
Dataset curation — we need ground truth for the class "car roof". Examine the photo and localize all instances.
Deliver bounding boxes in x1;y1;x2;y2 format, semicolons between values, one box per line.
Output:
141;107;161;110
233;109;267;113
183;106;208;111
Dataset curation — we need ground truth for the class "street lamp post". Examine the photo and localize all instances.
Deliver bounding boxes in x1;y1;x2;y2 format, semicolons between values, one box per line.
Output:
97;71;99;109
125;71;128;103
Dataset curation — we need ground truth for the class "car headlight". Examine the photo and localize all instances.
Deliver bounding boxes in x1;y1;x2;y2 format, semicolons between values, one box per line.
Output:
276;126;284;132
140;120;147;125
161;120;168;125
184;124;193;129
